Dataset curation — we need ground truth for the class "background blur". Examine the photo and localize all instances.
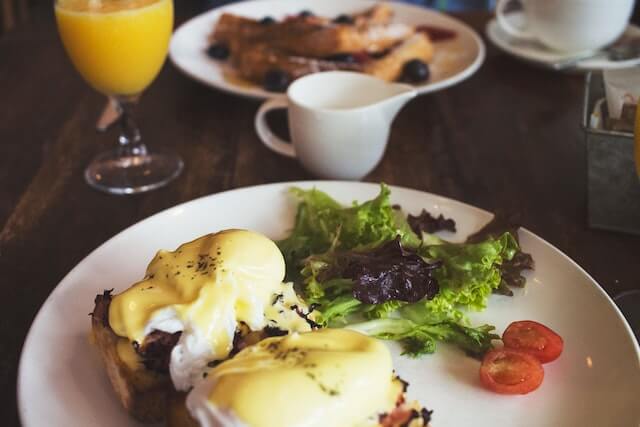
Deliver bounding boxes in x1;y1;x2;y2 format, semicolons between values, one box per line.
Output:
0;0;496;34
199;0;497;11
1;0;639;37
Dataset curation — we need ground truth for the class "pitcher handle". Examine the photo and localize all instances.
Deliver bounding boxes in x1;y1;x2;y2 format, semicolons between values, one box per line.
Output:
496;0;536;41
255;98;296;158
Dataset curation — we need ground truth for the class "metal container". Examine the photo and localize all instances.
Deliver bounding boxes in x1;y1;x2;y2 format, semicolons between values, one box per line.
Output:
582;72;640;235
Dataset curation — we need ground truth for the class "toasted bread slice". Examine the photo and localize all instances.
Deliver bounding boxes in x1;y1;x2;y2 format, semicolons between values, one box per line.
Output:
91;291;172;423
93;291;432;426
167;392;199;427
91;291;299;423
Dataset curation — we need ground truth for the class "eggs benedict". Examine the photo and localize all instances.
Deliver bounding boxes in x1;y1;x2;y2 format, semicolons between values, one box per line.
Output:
180;329;432;427
91;230;317;422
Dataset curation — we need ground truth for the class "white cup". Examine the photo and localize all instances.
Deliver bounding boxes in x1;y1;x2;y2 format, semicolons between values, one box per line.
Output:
496;0;634;53
254;72;416;180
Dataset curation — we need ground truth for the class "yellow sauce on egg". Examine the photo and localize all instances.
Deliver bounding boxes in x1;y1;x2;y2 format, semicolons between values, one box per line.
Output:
203;329;398;427
108;229;311;362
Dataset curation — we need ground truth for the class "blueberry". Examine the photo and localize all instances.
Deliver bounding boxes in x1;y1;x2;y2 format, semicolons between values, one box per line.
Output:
299;10;313;17
402;59;430;83
263;70;291;92
259;16;276;25
333;14;354;24
325;53;356;63
206;43;229;60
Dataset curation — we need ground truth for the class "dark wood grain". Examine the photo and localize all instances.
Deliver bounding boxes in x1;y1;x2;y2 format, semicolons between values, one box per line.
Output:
1;4;639;426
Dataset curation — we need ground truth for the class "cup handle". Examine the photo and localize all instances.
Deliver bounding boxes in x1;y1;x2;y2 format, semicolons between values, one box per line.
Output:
496;0;536;41
254;97;296;158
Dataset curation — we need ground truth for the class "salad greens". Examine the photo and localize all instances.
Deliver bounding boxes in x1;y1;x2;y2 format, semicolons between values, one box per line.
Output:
278;185;420;278
277;184;532;357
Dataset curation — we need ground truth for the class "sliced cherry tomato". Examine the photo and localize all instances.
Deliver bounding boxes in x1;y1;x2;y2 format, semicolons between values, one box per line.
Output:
479;349;544;395
503;320;564;363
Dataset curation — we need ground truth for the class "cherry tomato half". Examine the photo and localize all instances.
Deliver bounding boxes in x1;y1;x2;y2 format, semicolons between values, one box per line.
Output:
479;349;544;395
503;320;564;363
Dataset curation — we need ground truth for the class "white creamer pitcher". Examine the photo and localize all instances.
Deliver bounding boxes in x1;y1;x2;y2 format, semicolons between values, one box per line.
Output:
254;71;417;180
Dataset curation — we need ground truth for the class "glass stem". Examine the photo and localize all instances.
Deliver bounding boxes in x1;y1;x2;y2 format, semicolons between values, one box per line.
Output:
116;96;147;157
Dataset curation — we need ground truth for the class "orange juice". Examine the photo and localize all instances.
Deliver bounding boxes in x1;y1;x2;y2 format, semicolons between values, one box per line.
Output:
55;0;173;96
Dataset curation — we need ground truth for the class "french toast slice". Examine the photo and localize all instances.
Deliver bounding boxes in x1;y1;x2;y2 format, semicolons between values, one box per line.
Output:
212;4;413;58
352;2;395;27
91;291;172;423
229;40;362;83
230;32;433;85
211;13;271;44
212;4;395;43
270;20;414;57
364;33;434;81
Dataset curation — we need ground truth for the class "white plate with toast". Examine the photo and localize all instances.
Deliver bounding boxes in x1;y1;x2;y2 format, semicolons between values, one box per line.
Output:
18;181;640;426
169;0;485;99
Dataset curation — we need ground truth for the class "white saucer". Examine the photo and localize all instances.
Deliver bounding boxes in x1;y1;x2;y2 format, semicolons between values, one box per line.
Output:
486;13;640;70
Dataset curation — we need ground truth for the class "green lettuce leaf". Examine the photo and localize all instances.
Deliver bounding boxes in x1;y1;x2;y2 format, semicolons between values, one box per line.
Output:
418;232;519;320
278;184;421;279
315;295;362;326
348;318;499;357
362;300;407;320
278;185;526;358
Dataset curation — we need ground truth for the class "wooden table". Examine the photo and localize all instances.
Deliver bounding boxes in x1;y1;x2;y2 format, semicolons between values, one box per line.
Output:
2;3;639;425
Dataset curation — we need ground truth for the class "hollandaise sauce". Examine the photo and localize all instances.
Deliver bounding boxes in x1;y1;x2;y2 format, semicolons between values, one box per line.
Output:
187;329;400;427
107;229;312;390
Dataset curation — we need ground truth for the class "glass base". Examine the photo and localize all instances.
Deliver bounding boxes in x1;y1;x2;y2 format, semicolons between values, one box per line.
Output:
614;290;640;343
84;147;183;195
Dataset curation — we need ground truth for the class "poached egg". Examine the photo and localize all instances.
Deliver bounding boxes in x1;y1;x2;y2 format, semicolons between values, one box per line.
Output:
186;328;401;427
108;229;313;390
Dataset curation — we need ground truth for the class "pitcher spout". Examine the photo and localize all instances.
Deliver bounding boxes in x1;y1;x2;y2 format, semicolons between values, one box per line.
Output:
380;83;417;121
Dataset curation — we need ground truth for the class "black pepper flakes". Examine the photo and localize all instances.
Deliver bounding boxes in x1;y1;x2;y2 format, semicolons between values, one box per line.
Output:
305;372;340;396
272;293;284;305
420;408;433;424
400;409;420;427
398;377;409;393
290;305;321;329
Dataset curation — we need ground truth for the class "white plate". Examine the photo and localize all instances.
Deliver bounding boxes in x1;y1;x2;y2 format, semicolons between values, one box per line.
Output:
18;181;640;427
486;13;640;71
169;0;485;99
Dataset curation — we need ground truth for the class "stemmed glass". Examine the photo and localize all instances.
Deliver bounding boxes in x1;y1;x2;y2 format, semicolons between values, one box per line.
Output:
55;0;183;194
